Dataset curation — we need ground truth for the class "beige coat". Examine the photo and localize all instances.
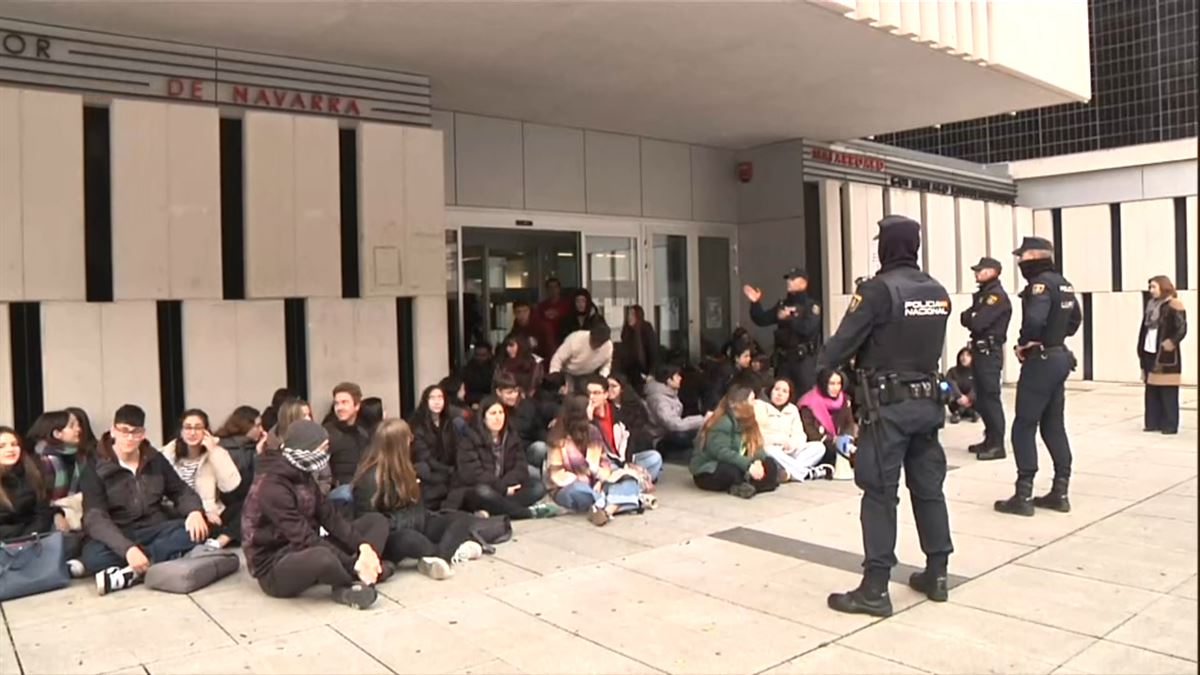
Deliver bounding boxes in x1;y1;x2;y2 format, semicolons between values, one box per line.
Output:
161;440;242;515
753;400;806;451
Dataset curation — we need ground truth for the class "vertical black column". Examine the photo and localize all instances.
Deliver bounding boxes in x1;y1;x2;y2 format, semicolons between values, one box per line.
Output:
156;301;185;442
1081;293;1094;381
1175;197;1189;290
339;128;360;299
284;299;309;400
1050;208;1064;274
1109;203;1122;291
802;182;824;336
220;118;246;300
83;106;113;303
8;303;44;434
396;298;416;419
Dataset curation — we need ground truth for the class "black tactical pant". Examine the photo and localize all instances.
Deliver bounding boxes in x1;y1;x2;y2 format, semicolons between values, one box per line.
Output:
855;398;953;575
1012;350;1074;481
970;348;1006;447
776;353;816;399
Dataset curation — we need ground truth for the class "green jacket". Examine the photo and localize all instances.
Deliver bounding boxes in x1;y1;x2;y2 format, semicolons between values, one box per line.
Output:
689;411;765;477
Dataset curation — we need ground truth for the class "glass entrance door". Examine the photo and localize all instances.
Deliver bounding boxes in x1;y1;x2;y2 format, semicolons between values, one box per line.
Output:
652;234;690;360
644;225;736;363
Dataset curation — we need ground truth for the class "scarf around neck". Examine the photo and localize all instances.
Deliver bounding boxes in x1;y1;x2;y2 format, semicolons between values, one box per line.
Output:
798;386;846;436
1144;296;1170;327
282;446;330;474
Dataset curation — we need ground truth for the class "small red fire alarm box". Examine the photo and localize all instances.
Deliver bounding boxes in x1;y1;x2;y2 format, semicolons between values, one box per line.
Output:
737;161;753;183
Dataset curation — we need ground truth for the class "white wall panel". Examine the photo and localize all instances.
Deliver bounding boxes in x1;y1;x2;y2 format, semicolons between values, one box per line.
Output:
845;183;884;284
20;90;84;301
307;298;400;423
955;198;987;294
0;89;23;301
292;116;341;298
937;0;959;51
691;146;737;224
430;110;455;205
111;100;170;299
523;123;585;213
0;304;10;425
943;294;972;372
885;188;922;223
954;0;974;55
100;302;162;443
985;203;1016;290
1010;206;1034;292
352;298;401;418
244;112;296;298
1119;199;1175;292
1188;197;1197;292
1061;204;1112;293
454;113;523;209
1032;208;1054;242
819;180;845;311
1180;291;1197;387
413;295;450;393
1065;295;1085;382
585;131;641;217
1003;295;1022;385
359;122;406;297
1090;292;1145;383
640;139;692;220
41;302;103;433
923;193;957;292
183;300;287;419
166;104;222;299
401;127;447;297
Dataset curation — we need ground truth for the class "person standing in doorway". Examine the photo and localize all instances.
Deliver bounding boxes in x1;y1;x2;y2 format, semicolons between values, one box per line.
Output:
536;278;572;356
1139;275;1187;435
995;237;1081;517
962;257;1012;460
743;268;822;398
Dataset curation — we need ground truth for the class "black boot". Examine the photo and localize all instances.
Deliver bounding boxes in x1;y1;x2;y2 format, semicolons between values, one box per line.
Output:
828;570;892;617
1033;477;1071;513
967;441;987;453
995;478;1035;516
908;570;949;602
976;445;1007;461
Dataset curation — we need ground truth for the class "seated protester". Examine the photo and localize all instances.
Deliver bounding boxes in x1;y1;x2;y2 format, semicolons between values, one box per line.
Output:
644;364;708;456
409;385;462;509
79;405;209;595
546;396;645;526
215;406;263;492
242;420;390;609
583;375;663;483
549;324;614;392
26;410;90;518
359;397;385;438
0;426;66;538
704;340;755;412
754;378;832;482
461;343;496;407
445;396;557;520
496;335;544;398
494;371;545;475
689;385;781;499
352;419;484;580
439;375;469;409
325;382;371;489
606;374;656;462
162;410;243;548
749;354;774;397
945;347;979;424
506;300;554;361
797;369;858;468
261;388;295;437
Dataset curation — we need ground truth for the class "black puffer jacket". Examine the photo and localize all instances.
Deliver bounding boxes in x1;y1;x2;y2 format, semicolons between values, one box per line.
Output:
325;420;370;488
0;461;56;541
411;406;466;509
443;420;526;511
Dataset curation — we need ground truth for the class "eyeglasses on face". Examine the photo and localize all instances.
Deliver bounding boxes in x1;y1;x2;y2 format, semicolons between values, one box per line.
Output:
114;426;146;438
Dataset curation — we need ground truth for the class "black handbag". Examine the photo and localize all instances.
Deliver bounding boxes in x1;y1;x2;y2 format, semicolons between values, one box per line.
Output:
0;531;70;601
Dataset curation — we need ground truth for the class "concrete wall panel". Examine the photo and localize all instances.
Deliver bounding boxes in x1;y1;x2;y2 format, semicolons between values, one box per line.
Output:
244;112;296;299
955;198;987;294
359;123;406;296
923;193;957;292
1090;292;1145;383
413;295;450;393
431;110;455;205
0;304;10;425
735;140;804;224
523;123;585;213
111;98;171;300
1119;199;1175;292
1033;208;1053;242
819;180;845;311
845;183;884;283
1061;204;1112;293
166;104;222;299
183;300;286;418
401;127;446;296
307;298;400;422
40;302;104;433
640;139;691;220
0;90;22;301
454;114;523;209
100;302;162;442
943;293;971;372
584;131;640;217
293;116;341;298
985;203;1016;290
691;146;737;224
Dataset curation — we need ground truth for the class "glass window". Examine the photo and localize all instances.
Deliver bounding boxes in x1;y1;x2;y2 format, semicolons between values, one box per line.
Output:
587;236;638;331
698;236;732;358
653;234;689;358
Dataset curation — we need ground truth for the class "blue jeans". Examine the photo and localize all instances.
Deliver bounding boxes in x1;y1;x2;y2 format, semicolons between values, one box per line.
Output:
328;484;353;504
79;520;195;574
631;450;663;482
553;477;641;514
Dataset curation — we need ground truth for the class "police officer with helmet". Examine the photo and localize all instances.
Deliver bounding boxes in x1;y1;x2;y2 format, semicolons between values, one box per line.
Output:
962;256;1013;461
742;268;822;397
819;215;954;617
995;236;1081;516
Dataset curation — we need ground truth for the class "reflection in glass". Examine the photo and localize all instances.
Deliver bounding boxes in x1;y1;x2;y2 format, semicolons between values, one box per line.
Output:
587;236;638;330
698;237;732;358
653;234;689;359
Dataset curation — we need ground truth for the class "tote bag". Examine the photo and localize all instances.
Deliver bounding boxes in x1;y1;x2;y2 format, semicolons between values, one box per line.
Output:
0;531;70;601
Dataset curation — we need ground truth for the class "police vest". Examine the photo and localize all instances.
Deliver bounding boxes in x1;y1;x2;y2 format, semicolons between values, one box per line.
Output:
1026;271;1078;347
858;270;950;374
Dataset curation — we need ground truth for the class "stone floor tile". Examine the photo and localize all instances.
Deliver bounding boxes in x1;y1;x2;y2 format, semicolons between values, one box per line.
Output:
142;626;390;674
761;644;927;675
950;565;1162;636
1166;478;1198;498
331;606;496;674
1052;640;1199;675
1079;512;1199;552
593;507;739;549
101;667;149;675
1170;574;1198;600
1020;535;1197;593
449;660;524;674
189;581;402;643
1124;494;1199;522
906;495;1133;548
377;556;540;608
1107;595;1200;661
499;523;651;573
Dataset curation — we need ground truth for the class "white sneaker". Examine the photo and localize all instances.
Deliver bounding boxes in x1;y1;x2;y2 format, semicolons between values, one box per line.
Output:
417;556;454;580
451;541;484;565
803;464;833;481
95;566;137;596
67;559;85;579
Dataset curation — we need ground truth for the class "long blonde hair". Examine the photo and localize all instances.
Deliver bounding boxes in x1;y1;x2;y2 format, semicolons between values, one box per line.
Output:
698;385;763;456
352;419;420;511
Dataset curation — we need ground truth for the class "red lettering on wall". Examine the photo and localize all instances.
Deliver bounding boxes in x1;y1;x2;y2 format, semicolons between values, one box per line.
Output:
809;147;886;172
289;92;306;110
232;85;249;104
221;85;362;117
328;96;342;114
310;94;324;112
345;99;361;116
254;89;270;106
167;78;184;97
190;80;204;100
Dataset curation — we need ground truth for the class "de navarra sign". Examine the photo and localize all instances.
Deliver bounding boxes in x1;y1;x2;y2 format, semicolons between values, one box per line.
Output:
167;78;364;115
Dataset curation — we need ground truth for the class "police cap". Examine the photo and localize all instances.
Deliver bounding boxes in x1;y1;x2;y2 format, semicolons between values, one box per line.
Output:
970;256;1002;272
782;267;808;280
873;214;921;240
1012;236;1054;256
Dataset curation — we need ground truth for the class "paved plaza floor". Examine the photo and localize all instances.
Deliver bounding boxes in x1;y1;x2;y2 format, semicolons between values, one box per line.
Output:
2;383;1196;675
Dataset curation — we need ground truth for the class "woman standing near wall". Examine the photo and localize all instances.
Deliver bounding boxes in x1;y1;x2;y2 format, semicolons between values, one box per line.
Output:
1139;275;1187;435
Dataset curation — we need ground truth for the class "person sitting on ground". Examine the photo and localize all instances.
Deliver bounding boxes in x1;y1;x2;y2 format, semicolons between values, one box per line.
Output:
546;396;646;526
325;382;371;489
444;396;557;520
749;354;774;397
549;324;614;392
705;339;756;412
797;368;858;468
439;376;469;410
265;399;332;494
526;373;567;471
162;409;243;549
584;374;662;483
358;397;385;438
559;288;605;345
79;405;208;595
606;374;657;467
0;426;69;540
409;385;464;510
494;371;543;474
690;385;781;499
754;378;832;482
215;405;264;482
644;364;708;456
506;299;554;361
241;420;390;609
261;388;294;436
351;419;484;581
496;335;544;398
461;343;496;407
26;409;92;530
944;347;979;424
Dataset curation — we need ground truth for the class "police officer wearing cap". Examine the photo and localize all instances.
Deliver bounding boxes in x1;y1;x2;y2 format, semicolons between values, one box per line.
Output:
819;215;954;617
962;257;1013;461
742;268;822;396
995;236;1081;516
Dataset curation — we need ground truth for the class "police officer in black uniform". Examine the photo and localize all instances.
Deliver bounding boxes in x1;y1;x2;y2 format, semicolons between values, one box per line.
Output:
743;268;821;397
995;236;1081;516
819;215;954;617
962;257;1013;461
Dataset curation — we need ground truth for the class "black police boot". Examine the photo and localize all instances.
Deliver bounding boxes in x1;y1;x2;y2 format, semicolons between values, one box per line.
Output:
976;445;1007;461
948;412;961;424
828;570;892;617
1033;477;1071;513
908;570;949;602
994;478;1035;516
967;440;987;453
